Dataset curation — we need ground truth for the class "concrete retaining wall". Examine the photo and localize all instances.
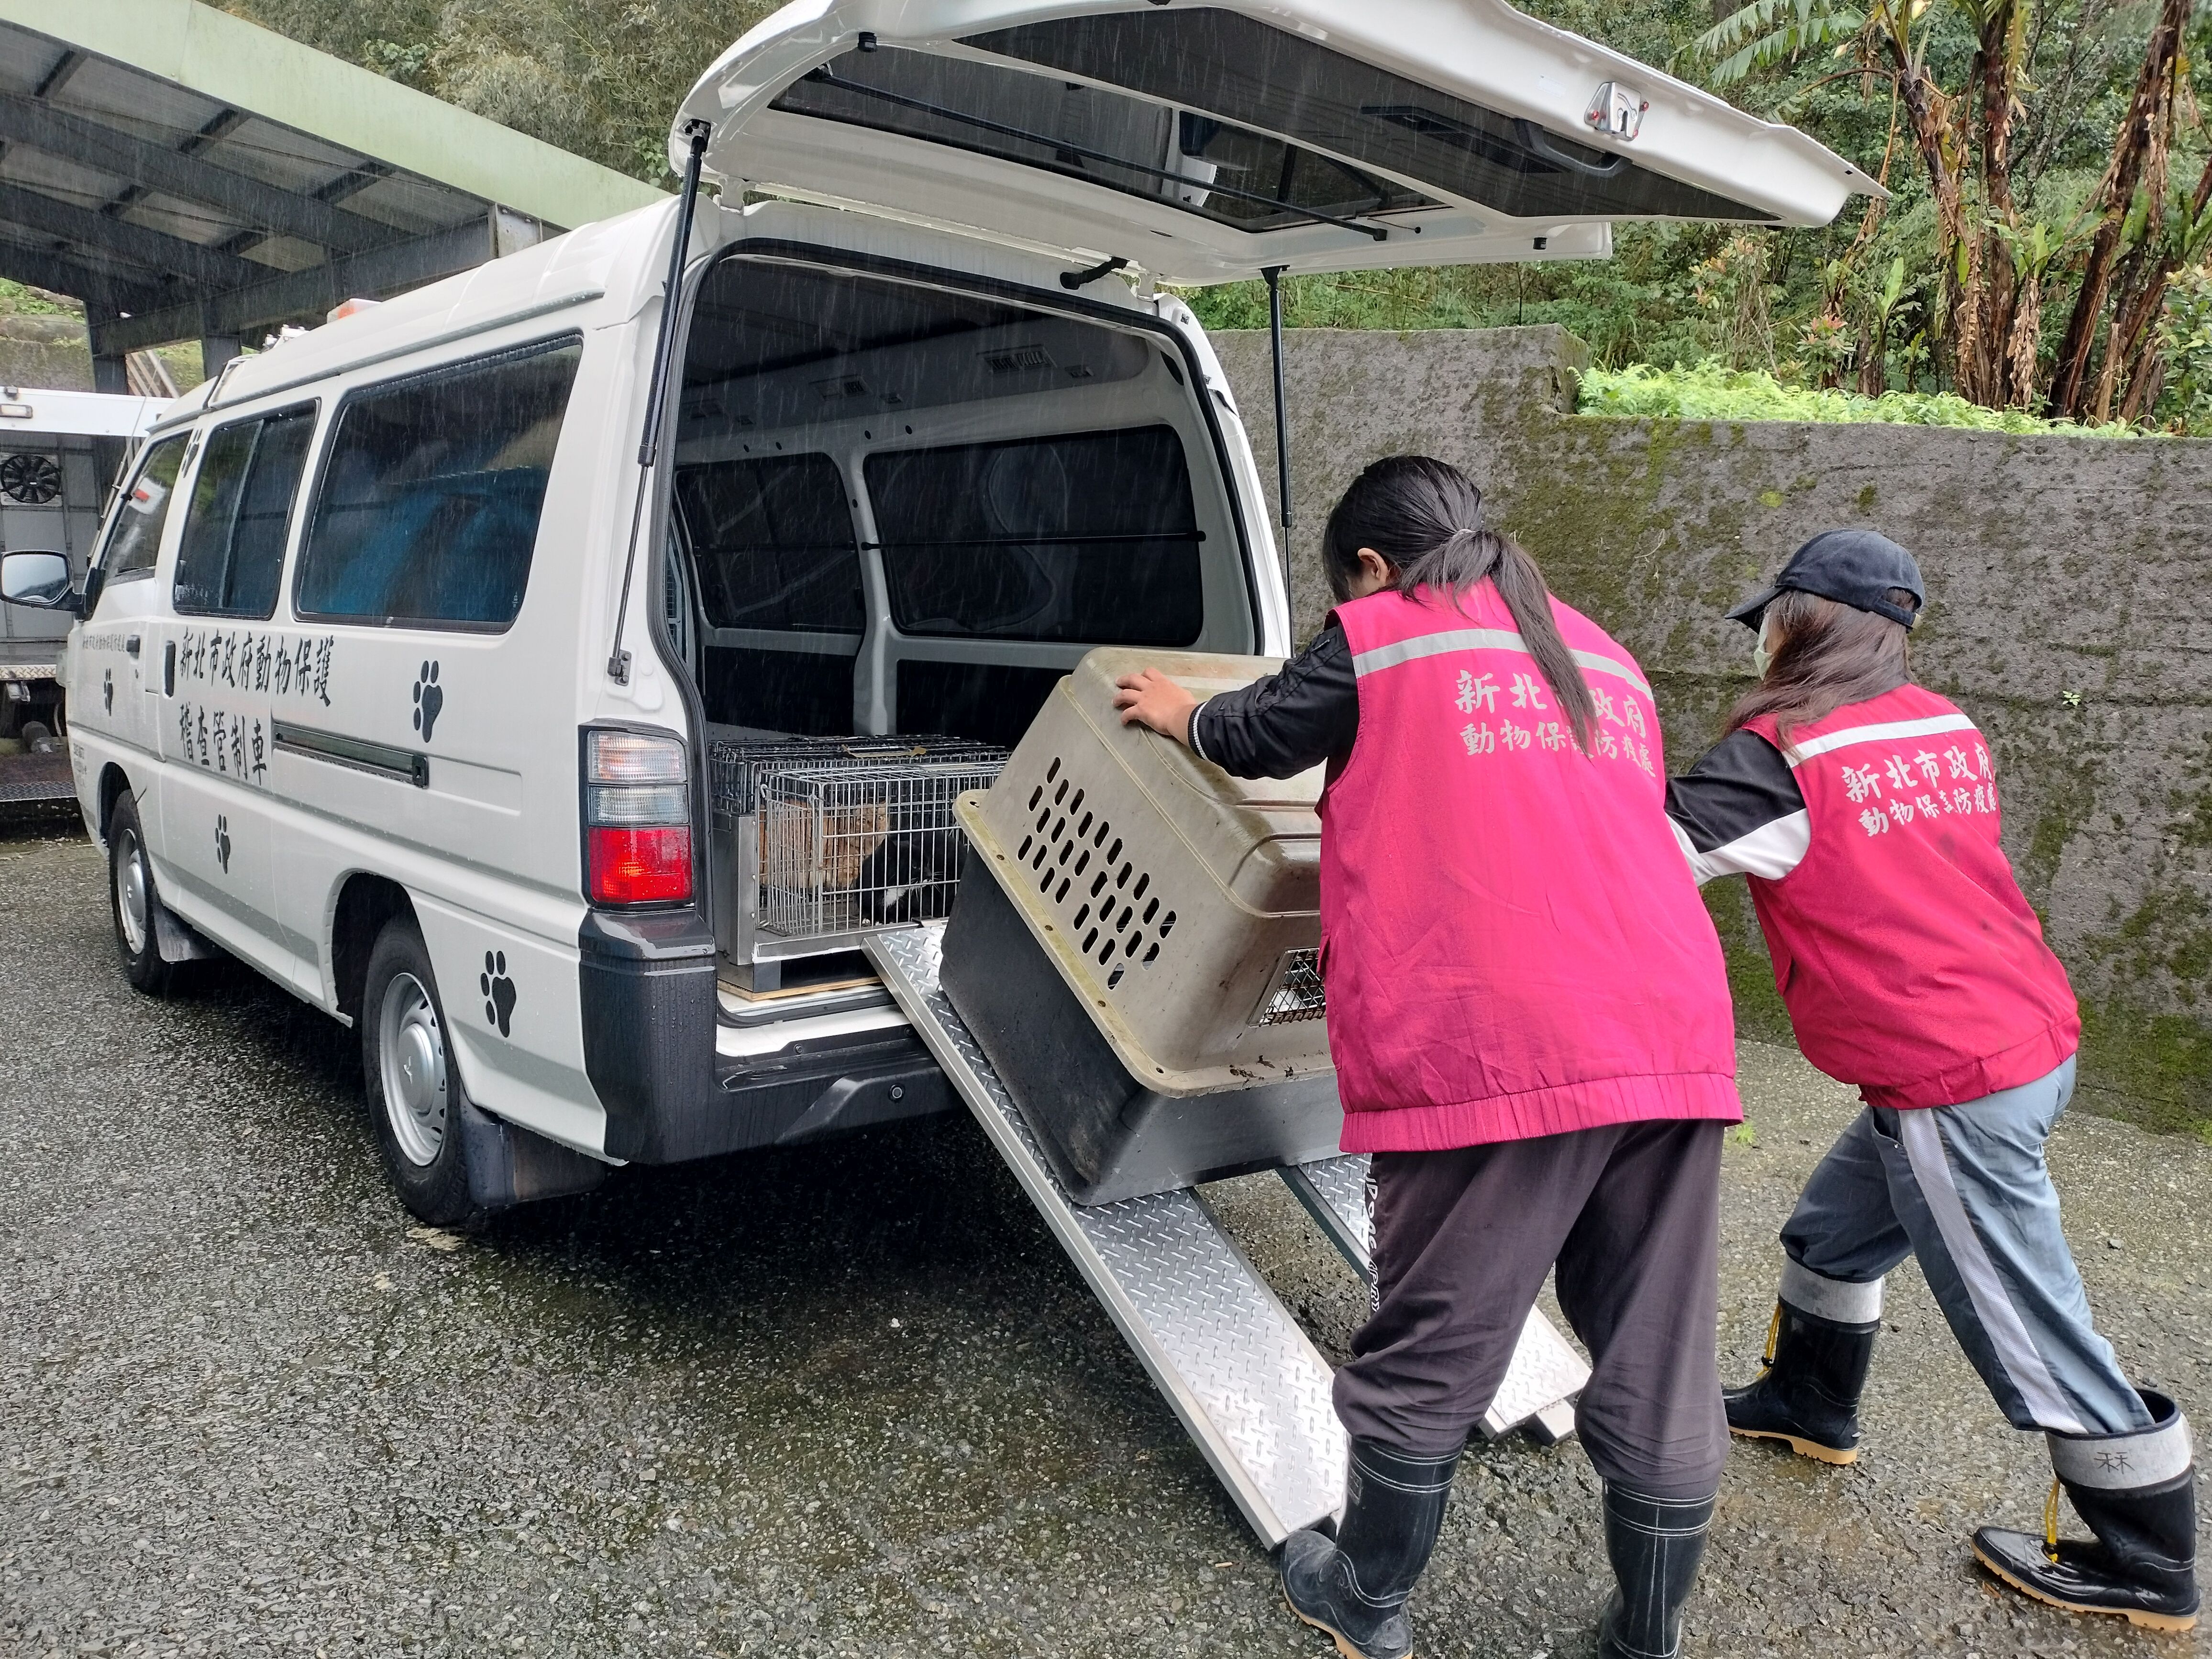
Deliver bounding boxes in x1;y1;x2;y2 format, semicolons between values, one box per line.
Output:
1214;326;2212;1134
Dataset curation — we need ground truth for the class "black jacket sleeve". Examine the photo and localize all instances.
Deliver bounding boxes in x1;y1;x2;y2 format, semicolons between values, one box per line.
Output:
1188;623;1358;779
1664;728;1811;883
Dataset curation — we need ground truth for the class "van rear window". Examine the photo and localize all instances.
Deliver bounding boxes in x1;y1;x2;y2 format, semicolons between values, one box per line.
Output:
675;455;863;634
294;335;582;630
865;427;1204;646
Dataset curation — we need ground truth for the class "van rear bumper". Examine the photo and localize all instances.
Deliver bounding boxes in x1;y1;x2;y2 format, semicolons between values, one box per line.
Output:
578;911;951;1163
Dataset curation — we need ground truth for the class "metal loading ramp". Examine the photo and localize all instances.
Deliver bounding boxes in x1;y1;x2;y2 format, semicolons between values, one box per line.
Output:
866;922;1590;1547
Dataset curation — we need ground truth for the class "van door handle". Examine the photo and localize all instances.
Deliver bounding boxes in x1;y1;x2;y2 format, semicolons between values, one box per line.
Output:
163;640;175;696
126;634;141;657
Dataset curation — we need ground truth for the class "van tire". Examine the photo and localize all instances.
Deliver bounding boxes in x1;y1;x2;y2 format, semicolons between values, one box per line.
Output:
108;794;175;996
362;915;478;1228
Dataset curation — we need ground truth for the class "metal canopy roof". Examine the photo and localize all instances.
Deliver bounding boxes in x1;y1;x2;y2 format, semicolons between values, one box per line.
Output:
0;0;664;374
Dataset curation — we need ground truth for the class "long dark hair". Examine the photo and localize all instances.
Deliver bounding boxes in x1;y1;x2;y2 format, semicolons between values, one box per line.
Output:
1726;587;1916;752
1323;455;1596;752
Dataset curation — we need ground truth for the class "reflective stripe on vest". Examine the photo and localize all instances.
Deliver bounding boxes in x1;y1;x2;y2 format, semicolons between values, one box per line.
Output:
1783;711;1979;763
1349;627;1653;700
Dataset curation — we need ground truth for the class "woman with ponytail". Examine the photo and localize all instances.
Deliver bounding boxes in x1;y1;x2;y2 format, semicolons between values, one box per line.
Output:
1115;456;1740;1659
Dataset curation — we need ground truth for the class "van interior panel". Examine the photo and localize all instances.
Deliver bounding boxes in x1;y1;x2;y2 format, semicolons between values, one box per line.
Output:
672;253;1256;974
893;660;1069;748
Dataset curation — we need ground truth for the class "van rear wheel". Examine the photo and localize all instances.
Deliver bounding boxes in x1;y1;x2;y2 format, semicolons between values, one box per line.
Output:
362;915;477;1227
108;794;175;996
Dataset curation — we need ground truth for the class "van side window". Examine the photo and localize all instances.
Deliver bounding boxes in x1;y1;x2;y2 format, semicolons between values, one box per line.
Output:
173;404;316;619
866;425;1204;645
98;435;189;586
675;455;863;633
294;334;582;630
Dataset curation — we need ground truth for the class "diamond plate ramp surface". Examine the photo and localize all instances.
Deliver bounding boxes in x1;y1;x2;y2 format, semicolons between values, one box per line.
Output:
1282;1154;1592;1440
867;923;1344;1548
0;752;73;805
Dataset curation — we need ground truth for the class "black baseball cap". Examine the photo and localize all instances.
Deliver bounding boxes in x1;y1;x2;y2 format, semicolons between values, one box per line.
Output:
1727;529;1924;630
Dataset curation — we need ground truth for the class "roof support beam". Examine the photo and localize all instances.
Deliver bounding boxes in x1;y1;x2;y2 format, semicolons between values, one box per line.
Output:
88;214;495;355
0;239;165;316
0;93;389;255
31;48;82;100
0;177;266;292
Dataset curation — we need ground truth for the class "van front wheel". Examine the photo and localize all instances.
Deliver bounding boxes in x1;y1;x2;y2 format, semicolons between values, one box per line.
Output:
362;916;476;1227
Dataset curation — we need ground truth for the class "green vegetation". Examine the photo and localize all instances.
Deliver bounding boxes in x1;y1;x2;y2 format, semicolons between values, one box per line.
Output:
0;278;74;316
217;0;2212;430
1576;360;2140;434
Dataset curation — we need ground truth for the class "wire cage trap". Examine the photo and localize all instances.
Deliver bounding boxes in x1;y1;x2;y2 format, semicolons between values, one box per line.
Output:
707;734;1008;984
758;759;1007;937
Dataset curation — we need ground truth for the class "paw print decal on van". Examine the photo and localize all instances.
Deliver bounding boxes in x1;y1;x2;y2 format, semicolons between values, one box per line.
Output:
481;951;516;1036
215;814;231;874
102;669;113;714
412;661;443;741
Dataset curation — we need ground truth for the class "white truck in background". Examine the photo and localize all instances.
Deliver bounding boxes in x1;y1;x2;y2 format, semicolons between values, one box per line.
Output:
0;386;162;802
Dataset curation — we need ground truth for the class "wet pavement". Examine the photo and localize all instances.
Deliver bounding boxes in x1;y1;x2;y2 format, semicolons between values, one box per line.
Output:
2;820;2206;1658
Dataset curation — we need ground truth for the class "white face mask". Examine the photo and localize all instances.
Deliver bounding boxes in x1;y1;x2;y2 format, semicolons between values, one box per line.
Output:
1751;623;1776;680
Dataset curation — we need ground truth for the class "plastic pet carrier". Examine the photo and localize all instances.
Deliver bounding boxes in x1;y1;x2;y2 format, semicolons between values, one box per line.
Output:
708;734;1006;988
941;649;1340;1203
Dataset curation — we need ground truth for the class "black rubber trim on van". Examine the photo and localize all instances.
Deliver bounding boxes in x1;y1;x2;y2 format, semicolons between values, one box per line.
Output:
579;909;951;1162
272;719;430;787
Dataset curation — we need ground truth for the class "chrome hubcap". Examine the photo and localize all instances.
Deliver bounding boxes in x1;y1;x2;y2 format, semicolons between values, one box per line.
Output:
378;971;447;1167
117;829;149;956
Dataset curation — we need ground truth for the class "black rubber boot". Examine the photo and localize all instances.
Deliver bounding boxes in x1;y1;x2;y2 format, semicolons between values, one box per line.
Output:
1972;1389;2199;1632
1724;1297;1877;1465
1280;1438;1461;1659
1595;1486;1715;1659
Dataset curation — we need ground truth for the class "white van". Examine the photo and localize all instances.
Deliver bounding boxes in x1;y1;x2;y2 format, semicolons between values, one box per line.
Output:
2;0;1860;1225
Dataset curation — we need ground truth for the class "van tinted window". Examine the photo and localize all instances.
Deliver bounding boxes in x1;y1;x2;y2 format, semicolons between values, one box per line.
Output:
294;335;582;629
866;426;1204;645
774;48;1434;236
100;435;188;584
675;455;863;633
965;9;1775;223
173;405;315;618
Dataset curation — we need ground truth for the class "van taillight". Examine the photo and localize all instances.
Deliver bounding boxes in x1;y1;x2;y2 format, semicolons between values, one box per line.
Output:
584;729;691;905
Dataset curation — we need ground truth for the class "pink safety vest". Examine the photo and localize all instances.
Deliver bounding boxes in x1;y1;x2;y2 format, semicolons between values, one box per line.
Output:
1743;686;2079;1109
1323;585;1741;1152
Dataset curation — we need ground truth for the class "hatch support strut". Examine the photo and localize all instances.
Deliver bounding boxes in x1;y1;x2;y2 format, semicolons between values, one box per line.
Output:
1264;265;1293;558
608;120;710;685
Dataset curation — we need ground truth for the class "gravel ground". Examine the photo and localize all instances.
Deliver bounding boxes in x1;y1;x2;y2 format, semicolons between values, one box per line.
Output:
1;819;2205;1659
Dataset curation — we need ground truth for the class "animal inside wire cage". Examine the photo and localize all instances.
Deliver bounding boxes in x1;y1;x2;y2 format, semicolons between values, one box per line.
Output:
708;735;1006;828
756;757;1008;938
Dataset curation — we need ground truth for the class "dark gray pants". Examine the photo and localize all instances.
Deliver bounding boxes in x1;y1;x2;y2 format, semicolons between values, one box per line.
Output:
1333;1120;1730;1500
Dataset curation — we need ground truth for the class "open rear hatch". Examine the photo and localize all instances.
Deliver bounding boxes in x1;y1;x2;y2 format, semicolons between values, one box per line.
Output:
673;0;1872;283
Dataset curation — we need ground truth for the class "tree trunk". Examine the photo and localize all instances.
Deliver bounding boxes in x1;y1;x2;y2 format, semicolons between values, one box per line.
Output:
2116;149;2212;421
1858;312;1886;397
2047;0;2193;417
2006;273;2042;409
1886;32;1970;389
1974;4;2022;406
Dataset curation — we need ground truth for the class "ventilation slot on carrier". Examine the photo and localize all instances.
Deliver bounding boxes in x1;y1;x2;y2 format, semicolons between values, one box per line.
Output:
1034;757;1170;990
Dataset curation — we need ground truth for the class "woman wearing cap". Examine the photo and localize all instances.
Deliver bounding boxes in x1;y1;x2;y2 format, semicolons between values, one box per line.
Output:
1116;456;1742;1659
1665;529;2197;1633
